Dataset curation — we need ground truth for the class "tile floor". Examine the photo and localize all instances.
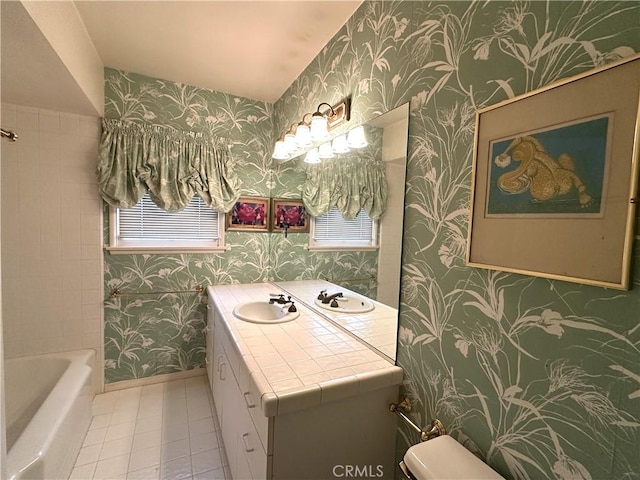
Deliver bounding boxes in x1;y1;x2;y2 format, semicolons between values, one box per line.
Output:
70;375;230;480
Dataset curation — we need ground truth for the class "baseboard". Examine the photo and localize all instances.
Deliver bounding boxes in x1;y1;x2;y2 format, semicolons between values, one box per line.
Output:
104;367;206;392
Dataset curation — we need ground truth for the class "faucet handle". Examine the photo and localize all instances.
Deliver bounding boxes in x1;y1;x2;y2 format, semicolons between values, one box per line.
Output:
317;290;326;300
287;302;297;313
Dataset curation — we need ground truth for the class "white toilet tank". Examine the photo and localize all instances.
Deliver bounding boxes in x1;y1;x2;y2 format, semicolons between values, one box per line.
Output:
401;435;506;480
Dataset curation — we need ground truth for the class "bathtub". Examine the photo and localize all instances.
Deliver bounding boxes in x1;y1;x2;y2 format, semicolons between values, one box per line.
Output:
5;350;96;480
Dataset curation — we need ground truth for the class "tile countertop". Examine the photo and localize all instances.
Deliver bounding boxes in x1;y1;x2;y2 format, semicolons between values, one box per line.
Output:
274;279;398;360
207;283;403;418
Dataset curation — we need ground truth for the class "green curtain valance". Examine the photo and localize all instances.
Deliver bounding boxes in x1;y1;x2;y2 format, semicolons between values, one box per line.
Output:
302;154;388;220
97;119;240;212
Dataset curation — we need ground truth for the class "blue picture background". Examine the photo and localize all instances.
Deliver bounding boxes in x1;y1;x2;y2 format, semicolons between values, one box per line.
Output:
487;116;609;215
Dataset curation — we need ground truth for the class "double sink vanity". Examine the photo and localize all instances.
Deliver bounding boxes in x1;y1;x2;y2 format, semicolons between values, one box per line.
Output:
206;280;403;480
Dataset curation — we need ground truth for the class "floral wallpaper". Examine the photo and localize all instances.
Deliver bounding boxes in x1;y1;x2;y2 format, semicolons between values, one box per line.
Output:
102;69;379;382
273;1;640;479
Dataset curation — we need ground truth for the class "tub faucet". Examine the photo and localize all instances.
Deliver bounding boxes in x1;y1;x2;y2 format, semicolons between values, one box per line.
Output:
321;292;343;304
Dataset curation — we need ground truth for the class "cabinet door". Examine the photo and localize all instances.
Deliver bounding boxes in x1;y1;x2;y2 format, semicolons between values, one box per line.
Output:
237;402;268;479
236;443;253;480
221;368;242;480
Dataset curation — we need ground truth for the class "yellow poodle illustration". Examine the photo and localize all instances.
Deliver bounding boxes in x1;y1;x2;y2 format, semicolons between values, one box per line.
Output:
494;135;593;207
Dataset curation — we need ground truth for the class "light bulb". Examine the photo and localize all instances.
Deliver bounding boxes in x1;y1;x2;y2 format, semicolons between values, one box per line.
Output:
310;113;329;141
284;131;298;154
331;134;349;154
318;142;335;159
272;140;290;160
304;148;321;164
347;125;367;148
295;123;312;148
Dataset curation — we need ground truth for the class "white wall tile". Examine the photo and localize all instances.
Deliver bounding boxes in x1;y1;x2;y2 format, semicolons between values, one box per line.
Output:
80;116;102;139
16;105;39;131
1;103;102;359
2;103;17;128
59;113;80;135
38;109;60;133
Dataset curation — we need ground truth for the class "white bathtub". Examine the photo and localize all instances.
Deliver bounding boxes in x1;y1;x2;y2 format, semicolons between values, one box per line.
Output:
5;350;96;480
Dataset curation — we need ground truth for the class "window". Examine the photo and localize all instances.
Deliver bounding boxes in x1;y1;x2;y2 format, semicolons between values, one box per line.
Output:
108;192;225;253
310;206;377;250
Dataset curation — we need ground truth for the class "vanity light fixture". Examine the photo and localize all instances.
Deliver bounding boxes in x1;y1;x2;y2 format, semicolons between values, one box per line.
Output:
301;124;368;164
272;98;351;160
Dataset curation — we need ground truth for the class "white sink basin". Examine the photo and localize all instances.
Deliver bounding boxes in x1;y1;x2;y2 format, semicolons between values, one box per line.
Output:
314;294;375;314
233;301;300;324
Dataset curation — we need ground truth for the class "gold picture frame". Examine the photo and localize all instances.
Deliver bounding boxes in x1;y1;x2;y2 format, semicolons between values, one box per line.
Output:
270;198;309;233
226;196;270;232
467;55;640;290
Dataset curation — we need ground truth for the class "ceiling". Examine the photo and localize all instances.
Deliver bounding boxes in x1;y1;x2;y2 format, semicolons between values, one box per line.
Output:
74;1;363;104
1;1;100;115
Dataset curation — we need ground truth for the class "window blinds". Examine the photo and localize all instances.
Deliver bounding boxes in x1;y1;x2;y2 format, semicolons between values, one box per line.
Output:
313;207;374;246
118;192;219;241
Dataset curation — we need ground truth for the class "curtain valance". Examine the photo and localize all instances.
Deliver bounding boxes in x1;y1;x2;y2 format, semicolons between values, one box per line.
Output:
97;119;240;212
302;154;388;220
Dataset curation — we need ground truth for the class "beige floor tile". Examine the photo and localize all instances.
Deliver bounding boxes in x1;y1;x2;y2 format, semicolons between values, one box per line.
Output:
160;455;193;480
76;378;227;480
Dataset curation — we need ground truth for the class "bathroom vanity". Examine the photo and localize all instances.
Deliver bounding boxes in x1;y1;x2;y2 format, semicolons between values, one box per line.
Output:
206;282;403;480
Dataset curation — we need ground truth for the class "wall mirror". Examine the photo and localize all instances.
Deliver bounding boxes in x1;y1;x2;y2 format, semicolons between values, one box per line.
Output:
267;103;409;362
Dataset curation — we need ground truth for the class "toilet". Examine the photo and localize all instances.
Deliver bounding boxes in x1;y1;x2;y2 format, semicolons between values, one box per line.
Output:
400;435;506;479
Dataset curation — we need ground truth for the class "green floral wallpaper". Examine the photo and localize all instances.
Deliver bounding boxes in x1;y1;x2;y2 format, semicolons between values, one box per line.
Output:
272;1;640;479
103;69;274;383
102;69;380;382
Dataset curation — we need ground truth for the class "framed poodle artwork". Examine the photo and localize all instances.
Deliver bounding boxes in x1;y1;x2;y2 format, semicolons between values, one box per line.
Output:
226;196;270;232
467;55;640;290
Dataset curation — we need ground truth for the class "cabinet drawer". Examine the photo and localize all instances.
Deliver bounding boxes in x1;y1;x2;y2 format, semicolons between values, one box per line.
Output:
236;353;270;452
221;328;241;384
244;372;270;453
238;403;268;480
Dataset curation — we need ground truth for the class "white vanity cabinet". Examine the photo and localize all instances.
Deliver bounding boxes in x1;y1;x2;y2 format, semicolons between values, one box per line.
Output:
206;285;402;480
208;301;269;479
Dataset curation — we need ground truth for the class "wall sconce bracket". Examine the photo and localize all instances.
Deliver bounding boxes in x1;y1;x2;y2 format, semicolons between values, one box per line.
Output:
325;97;351;130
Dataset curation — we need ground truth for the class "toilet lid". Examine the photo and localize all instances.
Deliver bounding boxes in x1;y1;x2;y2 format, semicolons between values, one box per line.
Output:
403;436;505;480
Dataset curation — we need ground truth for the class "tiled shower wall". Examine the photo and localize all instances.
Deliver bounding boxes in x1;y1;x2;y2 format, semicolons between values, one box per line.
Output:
1;103;103;368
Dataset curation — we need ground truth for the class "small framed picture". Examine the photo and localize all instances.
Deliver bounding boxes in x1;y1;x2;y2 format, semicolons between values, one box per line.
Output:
271;198;309;233
227;196;270;232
